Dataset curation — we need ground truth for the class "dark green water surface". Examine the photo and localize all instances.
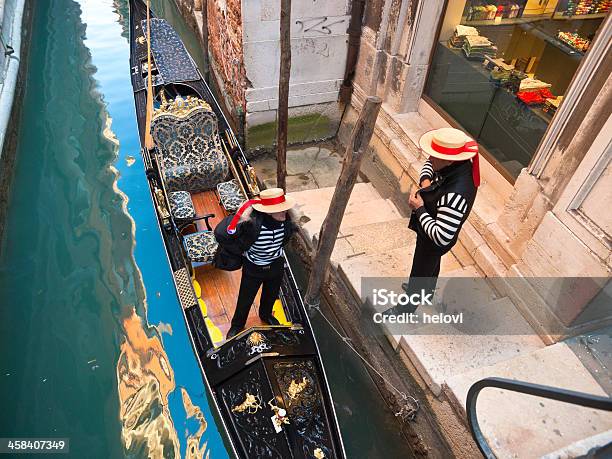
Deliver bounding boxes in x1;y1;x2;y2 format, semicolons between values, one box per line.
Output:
0;1;227;457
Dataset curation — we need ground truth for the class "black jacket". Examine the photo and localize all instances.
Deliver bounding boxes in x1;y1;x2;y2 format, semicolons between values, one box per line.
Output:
214;209;297;270
408;160;477;255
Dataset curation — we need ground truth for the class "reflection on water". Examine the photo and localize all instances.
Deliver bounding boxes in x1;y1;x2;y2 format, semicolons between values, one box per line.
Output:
117;310;210;458
0;0;228;457
182;388;210;459
118;308;179;457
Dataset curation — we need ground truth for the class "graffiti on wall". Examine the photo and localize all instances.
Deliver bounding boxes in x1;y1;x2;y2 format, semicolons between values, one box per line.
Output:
295;16;346;35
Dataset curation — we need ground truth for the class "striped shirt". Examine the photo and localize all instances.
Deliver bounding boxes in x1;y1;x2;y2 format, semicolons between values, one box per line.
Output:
415;192;468;248
420;160;434;185
245;222;285;265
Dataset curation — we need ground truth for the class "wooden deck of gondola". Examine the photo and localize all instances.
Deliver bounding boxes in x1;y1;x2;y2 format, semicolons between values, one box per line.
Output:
190;189;266;337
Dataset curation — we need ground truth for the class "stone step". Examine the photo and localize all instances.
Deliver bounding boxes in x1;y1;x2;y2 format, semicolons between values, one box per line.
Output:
298;197;402;244
398;297;545;396
296;191;395;222
289;182;381;211
541;430;612;459
329;218;413;263
564;326;612;396
443;342;612;459
337;244;462;303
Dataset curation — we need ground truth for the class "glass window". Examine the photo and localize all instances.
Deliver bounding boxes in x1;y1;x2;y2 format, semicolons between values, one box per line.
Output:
424;0;609;179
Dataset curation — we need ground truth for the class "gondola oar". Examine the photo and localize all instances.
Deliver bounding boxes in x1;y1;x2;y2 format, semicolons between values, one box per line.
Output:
144;0;155;150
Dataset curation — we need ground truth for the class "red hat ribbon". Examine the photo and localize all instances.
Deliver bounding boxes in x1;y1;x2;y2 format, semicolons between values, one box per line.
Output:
226;195;287;233
431;139;480;187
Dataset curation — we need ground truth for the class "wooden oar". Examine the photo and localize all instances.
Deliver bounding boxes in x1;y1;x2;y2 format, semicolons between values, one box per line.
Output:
144;0;155;150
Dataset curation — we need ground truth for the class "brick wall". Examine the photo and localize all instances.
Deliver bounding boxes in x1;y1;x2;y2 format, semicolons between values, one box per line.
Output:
207;0;246;114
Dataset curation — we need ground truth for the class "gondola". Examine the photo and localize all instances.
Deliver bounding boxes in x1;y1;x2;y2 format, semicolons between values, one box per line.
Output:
127;1;346;457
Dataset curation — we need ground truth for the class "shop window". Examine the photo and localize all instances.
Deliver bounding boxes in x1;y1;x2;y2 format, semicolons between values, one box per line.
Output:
423;0;609;179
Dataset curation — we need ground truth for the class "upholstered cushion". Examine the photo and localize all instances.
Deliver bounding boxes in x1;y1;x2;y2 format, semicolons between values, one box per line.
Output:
151;107;230;193
168;191;196;219
184;231;218;264
217;179;246;213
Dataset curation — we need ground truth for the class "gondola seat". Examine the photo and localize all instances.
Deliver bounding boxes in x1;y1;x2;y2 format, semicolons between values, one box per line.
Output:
183;231;218;264
168;191;196;219
217;179;246;213
151;98;230;193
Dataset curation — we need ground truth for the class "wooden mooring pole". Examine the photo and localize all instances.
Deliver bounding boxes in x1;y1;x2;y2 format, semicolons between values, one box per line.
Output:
304;96;382;308
276;0;291;191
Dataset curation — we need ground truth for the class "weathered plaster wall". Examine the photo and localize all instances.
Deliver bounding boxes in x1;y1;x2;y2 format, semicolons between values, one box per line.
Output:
241;0;350;151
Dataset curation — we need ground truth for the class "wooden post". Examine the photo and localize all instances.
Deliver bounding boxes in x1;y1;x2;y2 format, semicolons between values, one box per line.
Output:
276;0;291;191
304;96;382;307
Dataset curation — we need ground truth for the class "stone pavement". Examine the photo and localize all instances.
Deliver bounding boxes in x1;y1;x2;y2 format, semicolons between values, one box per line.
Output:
252;146;612;458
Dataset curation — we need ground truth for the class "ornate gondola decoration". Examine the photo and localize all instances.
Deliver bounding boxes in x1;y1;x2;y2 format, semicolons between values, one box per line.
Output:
232;393;263;415
128;1;345;457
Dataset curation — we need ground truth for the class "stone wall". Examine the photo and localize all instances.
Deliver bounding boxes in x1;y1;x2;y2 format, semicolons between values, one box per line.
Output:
207;0;246;116
0;0;31;249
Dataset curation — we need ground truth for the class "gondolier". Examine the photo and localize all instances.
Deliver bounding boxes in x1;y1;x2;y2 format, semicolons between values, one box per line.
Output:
217;188;297;339
403;127;480;311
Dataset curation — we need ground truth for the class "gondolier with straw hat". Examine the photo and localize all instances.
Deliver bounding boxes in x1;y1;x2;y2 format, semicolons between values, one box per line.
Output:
391;127;480;314
214;188;297;339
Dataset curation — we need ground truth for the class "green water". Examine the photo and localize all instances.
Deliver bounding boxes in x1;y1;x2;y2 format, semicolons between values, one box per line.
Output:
0;1;228;457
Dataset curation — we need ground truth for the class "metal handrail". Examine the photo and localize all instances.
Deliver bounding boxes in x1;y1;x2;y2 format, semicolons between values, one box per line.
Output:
467;377;612;458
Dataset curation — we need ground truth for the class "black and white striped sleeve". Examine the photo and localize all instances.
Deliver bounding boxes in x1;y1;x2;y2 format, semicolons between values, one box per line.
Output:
414;192;468;247
419;160;434;185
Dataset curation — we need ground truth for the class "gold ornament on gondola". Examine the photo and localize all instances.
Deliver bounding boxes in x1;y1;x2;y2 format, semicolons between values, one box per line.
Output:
247;332;265;346
314;448;326;459
232;393;262;414
287;377;309;399
153;91;212;119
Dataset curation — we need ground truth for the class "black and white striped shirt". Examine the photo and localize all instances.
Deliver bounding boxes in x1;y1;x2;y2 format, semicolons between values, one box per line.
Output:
420;160;434;185
414;192;468;248
245;222;285;265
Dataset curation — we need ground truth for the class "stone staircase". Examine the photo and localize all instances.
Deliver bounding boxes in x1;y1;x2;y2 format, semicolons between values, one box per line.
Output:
288;182;612;459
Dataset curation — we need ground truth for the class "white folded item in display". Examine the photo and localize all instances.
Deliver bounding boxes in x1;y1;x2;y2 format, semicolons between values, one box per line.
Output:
519;77;552;90
464;35;493;47
455;25;479;37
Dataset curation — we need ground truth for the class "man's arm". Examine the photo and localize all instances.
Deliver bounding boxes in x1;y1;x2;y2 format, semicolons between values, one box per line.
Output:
419;160;434;187
413;193;468;247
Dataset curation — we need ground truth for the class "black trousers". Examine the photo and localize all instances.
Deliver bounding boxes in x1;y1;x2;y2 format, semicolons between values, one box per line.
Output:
403;235;442;311
231;258;284;329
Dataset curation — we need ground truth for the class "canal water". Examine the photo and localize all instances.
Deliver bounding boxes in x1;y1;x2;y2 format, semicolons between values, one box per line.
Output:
0;1;415;458
0;0;229;457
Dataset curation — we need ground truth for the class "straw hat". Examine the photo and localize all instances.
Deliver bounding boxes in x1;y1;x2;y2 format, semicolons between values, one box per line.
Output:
419;128;481;187
419;128;478;161
252;188;296;213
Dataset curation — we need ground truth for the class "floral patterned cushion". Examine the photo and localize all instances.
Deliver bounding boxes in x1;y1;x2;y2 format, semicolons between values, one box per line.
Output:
151;106;230;193
217;179;246;213
184;231;218;264
168;191;196;220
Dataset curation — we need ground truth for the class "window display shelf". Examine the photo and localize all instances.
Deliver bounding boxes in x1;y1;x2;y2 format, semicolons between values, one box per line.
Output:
516;23;586;58
553;12;608;19
462;14;551;26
